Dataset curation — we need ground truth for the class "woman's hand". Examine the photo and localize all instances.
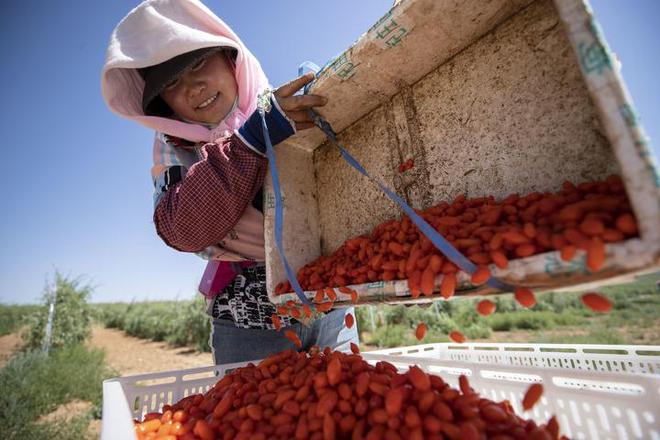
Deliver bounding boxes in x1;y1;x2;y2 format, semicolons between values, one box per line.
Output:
274;72;327;130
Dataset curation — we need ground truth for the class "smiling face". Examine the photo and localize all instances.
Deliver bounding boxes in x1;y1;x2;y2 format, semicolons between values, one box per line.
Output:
160;51;238;125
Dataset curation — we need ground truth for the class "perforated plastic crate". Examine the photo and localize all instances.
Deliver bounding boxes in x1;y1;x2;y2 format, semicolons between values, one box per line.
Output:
363;343;660;439
102;343;660;439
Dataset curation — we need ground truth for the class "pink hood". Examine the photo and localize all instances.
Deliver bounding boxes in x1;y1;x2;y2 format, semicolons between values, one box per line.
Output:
101;0;269;142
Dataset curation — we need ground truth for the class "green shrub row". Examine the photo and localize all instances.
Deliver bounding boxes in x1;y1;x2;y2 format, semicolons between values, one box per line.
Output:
0;345;114;440
89;271;659;350
0;304;41;336
355;271;659;347
93;295;212;352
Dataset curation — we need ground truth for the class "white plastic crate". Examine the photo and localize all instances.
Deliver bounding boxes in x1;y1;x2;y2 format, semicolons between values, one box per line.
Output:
363;343;660;440
101;360;246;440
102;343;660;440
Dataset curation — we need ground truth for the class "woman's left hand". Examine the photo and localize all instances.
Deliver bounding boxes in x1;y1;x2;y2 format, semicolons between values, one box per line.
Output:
274;72;328;130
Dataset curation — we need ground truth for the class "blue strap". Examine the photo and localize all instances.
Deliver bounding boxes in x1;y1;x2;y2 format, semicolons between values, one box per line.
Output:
298;61;321;94
261;59;513;306
298;61;321;76
239;98;295;154
259;108;313;307
309;111;514;292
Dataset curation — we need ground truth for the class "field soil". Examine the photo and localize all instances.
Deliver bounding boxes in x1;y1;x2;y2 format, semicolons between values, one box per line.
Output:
0;325;214;374
0;332;22;368
88;325;212;376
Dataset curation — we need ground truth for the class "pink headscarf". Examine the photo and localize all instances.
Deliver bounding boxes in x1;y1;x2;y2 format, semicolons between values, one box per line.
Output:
102;0;272;297
101;0;269;142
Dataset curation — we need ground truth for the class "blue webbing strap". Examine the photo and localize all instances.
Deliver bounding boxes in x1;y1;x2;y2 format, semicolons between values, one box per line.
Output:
298;61;321;77
258;106;313;307
309;111;514;292
298;61;325;95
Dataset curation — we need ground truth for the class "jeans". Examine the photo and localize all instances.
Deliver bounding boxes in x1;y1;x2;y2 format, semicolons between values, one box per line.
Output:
210;307;359;365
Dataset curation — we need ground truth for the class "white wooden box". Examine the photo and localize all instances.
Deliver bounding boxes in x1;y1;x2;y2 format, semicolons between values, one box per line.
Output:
263;0;660;306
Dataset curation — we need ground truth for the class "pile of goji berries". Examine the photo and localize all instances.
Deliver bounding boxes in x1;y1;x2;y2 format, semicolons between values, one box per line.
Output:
275;175;638;299
134;347;564;440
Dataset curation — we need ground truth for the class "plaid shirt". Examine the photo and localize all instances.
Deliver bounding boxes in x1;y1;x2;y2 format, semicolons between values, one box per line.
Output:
151;132;284;328
152;132;266;255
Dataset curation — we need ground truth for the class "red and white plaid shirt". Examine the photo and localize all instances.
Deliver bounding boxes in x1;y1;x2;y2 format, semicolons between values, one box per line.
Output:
153;133;266;256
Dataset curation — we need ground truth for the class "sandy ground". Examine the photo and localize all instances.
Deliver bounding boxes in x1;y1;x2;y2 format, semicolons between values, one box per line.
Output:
0;326;213;375
0;332;22;368
88;325;213;377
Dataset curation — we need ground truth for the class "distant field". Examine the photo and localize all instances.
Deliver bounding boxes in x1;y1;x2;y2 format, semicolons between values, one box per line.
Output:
86;270;660;351
0;304;40;336
359;270;660;348
4;271;659;354
92;295;213;352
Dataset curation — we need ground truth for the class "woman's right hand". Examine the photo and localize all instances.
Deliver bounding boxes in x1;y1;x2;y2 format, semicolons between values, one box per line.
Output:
274;72;328;130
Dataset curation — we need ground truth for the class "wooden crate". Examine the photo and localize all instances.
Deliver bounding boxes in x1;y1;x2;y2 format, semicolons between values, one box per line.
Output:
263;0;660;305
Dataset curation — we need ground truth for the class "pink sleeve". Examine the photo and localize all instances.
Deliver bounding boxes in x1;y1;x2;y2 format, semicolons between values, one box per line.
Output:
153;135;266;252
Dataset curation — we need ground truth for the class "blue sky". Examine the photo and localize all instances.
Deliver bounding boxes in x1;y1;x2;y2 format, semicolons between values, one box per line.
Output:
0;1;658;304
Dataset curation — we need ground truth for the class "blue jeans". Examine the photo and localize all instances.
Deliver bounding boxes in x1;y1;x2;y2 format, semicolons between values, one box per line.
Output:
210;307;359;365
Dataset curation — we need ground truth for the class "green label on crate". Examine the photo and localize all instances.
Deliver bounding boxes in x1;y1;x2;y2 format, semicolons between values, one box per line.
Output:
620;104;660;188
374;19;408;48
329;51;359;80
578;40;611;75
544;253;588;278
367;281;386;289
370;7;411;49
620;104;639;127
635;139;660;188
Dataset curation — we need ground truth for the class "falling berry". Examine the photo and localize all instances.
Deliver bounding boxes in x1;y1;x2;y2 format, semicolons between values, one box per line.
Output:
581;292;612;313
522;383;544;411
415;323;427;341
476;299;496;316
449;331;466;344
514;288;536;308
345;313;355;328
